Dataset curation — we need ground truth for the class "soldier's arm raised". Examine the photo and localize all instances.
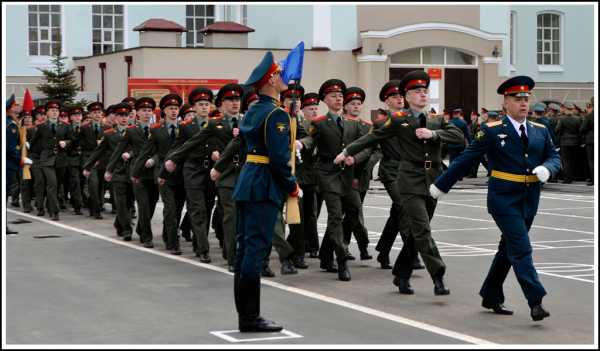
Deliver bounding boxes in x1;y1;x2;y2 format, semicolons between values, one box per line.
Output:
131;130;157;178
431;118;466;145
83;133;107;171
106;133;128;173
213;137;241;173
166;123;214;164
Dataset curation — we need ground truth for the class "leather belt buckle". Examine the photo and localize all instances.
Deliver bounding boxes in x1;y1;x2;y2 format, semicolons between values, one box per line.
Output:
203;159;210;169
424;160;432;169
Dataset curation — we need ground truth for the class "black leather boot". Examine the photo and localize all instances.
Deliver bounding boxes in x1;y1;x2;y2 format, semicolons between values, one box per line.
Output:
359;246;373;260
433;273;450;295
280;258;298;275
337;256;351;281
238;277;283;333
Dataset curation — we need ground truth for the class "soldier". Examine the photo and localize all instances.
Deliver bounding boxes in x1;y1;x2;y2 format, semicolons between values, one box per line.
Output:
369;81;423;271
103;103;136;241
18;110;35;213
555;102;582;183
6;95;22;234
28;100;73;221
165;87;219;261
431;75;560;321
29;106;46;215
55;109;72;210
531;103;558;147
340;86;373;261
80;102;105;219
336;70;464;295
177;102;197;242
296;78;373;282
232;51;300;333
133;94;185;251
298;92;321;259
108;97;159;245
122;97;137;125
580;99;594;186
65;105;85;215
447;107;472;166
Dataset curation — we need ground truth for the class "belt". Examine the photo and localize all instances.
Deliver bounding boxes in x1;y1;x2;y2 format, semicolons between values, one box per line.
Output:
246;154;270;164
403;160;440;170
491;170;539;183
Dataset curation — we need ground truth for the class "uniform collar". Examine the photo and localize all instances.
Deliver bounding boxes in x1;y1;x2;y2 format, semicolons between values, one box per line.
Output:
258;94;279;105
506;114;528;136
166;120;178;129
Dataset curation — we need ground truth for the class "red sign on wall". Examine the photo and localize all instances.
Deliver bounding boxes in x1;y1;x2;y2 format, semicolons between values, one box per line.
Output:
427;68;442;80
127;78;238;105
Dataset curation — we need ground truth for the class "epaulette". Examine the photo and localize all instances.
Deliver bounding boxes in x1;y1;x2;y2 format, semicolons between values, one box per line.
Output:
360;119;373;126
312;115;328;124
529;121;546;128
127;125;137;129
391;111;408;119
151;122;162;129
373;114;388;124
486;120;503;127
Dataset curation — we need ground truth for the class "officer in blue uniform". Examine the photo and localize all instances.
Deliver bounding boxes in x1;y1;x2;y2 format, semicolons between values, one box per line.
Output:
6;94;21;235
430;75;560;321
232;51;300;332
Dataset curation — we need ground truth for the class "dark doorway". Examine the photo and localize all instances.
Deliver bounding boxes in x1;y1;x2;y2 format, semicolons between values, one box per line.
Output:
444;68;477;125
389;67;424;81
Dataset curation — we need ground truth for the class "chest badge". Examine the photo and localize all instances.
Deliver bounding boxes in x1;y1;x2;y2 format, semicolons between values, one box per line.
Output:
498;133;507;139
401;123;409;127
500;140;506;147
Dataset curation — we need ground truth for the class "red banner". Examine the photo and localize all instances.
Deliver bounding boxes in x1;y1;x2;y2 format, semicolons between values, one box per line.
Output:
127;78;238;105
427;68;442;80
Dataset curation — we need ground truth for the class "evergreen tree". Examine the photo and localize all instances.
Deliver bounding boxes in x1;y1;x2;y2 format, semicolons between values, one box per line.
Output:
37;53;80;104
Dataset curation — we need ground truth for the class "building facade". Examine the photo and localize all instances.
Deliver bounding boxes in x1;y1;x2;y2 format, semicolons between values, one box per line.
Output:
4;3;594;117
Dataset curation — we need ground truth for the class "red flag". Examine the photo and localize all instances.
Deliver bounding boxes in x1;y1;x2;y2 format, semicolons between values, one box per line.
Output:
22;88;34;113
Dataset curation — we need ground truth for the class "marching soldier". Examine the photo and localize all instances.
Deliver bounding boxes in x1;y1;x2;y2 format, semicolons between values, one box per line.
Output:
29;106;47;215
6;95;22;234
555;102;582;183
29;100;73;221
430;75;560;321
336;70;464;295
65;105;85;215
80;102;105;219
103;103;136;241
232;51;300;333
176;102;197;242
580;99;594;186
341;86;373;261
133;94;185;251
165;87;220;261
298;92;321;259
447;107;471;166
19;110;35;213
296;78;373;281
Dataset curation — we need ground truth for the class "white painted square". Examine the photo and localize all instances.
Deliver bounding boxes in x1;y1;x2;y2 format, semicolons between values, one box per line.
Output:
210;329;303;343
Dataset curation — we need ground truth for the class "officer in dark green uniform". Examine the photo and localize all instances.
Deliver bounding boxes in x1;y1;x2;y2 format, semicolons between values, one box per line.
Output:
341;86;373;261
164;87;219;262
80;102;105;218
232;51;300;333
104;103;136;241
6;95;21;234
337;70;464;295
133;94;185;251
579;99;594;186
297;79;373;282
28;106;46;215
298;93;321;258
555;102;582;183
65;105;85;215
29;100;72;221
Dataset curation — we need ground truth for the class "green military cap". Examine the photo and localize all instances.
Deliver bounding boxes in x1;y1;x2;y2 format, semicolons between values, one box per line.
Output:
121;97;137;108
87;101;104;112
281;83;305;101
563;102;574;109
113;102;132;115
241;87;259;114
135;97;156;110
216;83;244;107
189;86;214;105
319;79;346;101
533;103;546;113
159;93;183;110
344;87;366;105
45;99;61;111
548;103;561;111
68;105;84;116
379;80;401;102
179;103;195;117
399;70;430;95
301;92;320;109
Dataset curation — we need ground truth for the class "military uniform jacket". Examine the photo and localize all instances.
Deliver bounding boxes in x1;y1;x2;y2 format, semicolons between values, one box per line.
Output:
6;117;20;172
107;125;153;182
78;123;104;166
533;116;558;147
83;127;121;171
579;112;594;145
66;124;86;167
300;112;373;195
555;114;582;146
232;95;297;205
345;110;464;196
371;111;404;184
28;121;72;167
434;116;561;218
132;122;183;186
165;118;223;189
211;114;243;189
447;117;471;150
294;117;318;186
346;116;377;192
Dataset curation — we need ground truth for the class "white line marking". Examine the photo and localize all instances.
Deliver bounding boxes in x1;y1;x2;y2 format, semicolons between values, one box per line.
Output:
6;209;496;345
570;274;595;278
534;271;594;283
210;329;303;343
437;201;594;220
538;206;595;211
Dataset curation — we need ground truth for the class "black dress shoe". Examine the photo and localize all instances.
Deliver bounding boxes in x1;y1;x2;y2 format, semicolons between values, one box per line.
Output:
51;213;60;221
359;247;373;260
59;203;67;210
482;301;514;315
292;255;309;269
530;304;550;321
23;207;33;213
74;208;83;215
337;258;351;282
280;259;298;275
377;254;392;269
319;261;338;273
199;253;212;263
123;235;132;242
239;316;283;333
143;241;154;248
394;276;414;295
36;210;45;217
181;231;192;242
308;250;319;258
94;212;103;219
171;248;182;255
433;277;450;295
10;201;20;208
261;265;276;277
345;252;356;261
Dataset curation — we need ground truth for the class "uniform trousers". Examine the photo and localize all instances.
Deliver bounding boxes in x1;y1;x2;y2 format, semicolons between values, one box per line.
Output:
158;181;186;249
112;181;133;237
187;187;210;255
319;189;363;264
133;179;159;243
35;166;59;215
218;187;237;265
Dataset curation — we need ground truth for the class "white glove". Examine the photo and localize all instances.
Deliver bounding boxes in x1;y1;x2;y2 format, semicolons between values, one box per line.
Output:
429;184;446;199
532;166;550;183
298;188;304;199
295;140;303;151
334;151;346;165
121;152;131;161
24;157;33;165
555;147;560;152
26;142;30;149
58;140;66;148
145;159;155;168
295;149;303;163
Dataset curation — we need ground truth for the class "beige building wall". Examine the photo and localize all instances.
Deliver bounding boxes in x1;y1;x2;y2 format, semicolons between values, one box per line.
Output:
6;76;46;100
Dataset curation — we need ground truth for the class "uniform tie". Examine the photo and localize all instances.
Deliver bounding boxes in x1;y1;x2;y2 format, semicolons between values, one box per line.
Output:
519;124;528;149
419;113;427;128
336;116;344;133
143;126;149;139
75;126;80;135
94;124;100;136
169;125;176;143
51;123;56;135
231;117;238;129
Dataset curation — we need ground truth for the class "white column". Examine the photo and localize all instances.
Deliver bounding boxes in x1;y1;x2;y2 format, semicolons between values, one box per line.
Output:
312;4;331;48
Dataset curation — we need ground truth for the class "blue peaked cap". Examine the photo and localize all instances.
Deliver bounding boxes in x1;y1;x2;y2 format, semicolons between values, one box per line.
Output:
6;93;16;110
245;51;274;87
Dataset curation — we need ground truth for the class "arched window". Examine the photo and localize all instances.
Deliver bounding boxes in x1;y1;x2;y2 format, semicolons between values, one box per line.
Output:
390;47;477;67
537;12;562;65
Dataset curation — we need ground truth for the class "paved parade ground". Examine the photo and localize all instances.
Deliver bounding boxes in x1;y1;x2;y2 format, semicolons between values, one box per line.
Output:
4;176;597;346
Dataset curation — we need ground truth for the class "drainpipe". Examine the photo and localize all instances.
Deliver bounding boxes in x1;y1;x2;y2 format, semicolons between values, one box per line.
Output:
77;66;85;91
124;55;132;78
99;62;106;104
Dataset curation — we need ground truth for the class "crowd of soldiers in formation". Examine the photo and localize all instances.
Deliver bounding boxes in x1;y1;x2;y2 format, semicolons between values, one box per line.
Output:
8;83;595;280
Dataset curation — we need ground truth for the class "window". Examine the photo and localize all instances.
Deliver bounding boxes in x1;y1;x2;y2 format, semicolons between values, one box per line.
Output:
185;4;215;47
537;12;561;65
28;4;61;56
510;11;516;66
390;47;477;66
92;5;124;55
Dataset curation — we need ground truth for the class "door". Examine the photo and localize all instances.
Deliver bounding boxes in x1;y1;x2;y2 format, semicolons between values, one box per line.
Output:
444;68;477;125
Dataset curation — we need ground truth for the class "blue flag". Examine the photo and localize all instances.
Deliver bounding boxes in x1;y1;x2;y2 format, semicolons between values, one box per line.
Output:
280;41;304;85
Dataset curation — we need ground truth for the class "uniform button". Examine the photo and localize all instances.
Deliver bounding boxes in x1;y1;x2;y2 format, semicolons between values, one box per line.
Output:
342;143;345;147
425;153;429;157
525;153;528;158
526;169;530;172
